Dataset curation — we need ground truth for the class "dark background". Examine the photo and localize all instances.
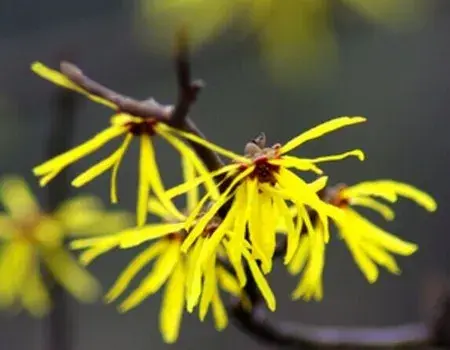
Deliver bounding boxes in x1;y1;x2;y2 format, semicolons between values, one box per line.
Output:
0;1;449;349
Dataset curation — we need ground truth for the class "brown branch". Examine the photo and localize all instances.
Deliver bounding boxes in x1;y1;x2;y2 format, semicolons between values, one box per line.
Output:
58;31;223;172
170;27;205;127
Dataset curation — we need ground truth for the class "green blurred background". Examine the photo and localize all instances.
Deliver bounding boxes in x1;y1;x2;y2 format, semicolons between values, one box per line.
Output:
0;0;448;349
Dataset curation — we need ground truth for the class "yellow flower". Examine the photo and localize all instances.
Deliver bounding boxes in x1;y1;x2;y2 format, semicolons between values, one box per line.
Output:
172;116;365;275
31;62;219;226
70;158;273;343
287;180;437;301
0;176;131;317
140;0;430;81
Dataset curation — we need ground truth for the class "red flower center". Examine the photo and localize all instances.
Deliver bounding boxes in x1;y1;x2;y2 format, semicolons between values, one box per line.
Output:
248;156;280;185
126;119;158;136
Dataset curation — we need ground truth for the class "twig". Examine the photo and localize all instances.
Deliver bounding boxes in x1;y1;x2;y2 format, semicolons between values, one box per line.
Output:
58;31;222;172
170;26;205;127
45;81;81;350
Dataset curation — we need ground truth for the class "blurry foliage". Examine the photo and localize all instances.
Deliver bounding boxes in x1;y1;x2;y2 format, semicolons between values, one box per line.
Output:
134;0;434;84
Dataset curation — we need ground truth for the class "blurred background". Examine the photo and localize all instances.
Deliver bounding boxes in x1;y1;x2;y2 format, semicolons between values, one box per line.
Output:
0;0;449;349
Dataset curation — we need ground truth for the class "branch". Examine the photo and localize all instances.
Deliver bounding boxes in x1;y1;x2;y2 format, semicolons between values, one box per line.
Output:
58;31;222;172
170;27;205;127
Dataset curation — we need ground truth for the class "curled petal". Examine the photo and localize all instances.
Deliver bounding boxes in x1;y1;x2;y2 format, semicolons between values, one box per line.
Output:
280;116;366;154
31;62;117;109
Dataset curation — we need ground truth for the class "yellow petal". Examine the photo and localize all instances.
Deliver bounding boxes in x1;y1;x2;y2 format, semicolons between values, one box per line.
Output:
350;197;395;221
342;182;398;202
0;215;17;240
308;176;329;193
249;190;276;273
105;240;168;303
216;266;241;297
227;181;253;284
276;168;342;221
371;180;436;212
165;163;239;200
55;196;104;231
347;209;418;255
291;227;325;301
186;237;206;312
148;198;172;219
71;146;123;188
303;149;365;163
42;247;100;302
166;125;249;163
181;155;199;212
70;234;122;250
119;241;180;312
31;62;117;109
181;167;252;253
271;156;323;175
362;243;401;275
0;240;34;308
145;135;185;221
223;240;247;289
67;211;132;237
242;249;276;311
33;126;127;185
273;196;298;264
33;217;64;247
20;263;51;317
280;116;366;154
341;229;379;283
111;134;133;203
78;242;118;266
183;192;212;231
0;176;39;220
160;262;185;344
211;290;228;331
158;128;219;201
119;222;185;248
199;259;217;321
287;235;310;275
137;135;152;226
197;205;236;270
110;113;141;126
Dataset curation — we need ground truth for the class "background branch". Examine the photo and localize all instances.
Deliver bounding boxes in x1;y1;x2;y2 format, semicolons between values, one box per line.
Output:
45;73;81;350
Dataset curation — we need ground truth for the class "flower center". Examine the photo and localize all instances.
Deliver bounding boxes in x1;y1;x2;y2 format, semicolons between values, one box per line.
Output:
16;214;63;246
326;184;350;208
241;140;281;185
126;119;158;136
249;156;280;184
168;231;186;241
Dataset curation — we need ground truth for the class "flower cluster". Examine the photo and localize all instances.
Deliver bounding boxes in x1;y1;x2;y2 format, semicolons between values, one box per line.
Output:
0;176;131;316
27;61;436;343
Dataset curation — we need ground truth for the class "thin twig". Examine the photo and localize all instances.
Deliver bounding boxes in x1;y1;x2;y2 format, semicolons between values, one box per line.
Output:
58;31;222;172
170;27;205;127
